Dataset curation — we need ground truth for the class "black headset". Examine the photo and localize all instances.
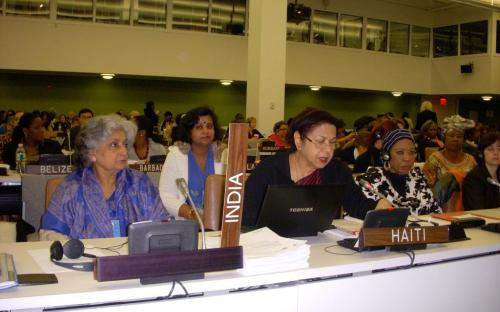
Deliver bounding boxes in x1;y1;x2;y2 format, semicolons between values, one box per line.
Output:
50;239;96;272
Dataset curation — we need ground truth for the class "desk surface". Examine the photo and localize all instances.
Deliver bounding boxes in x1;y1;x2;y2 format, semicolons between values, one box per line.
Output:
0;171;21;185
1;210;500;311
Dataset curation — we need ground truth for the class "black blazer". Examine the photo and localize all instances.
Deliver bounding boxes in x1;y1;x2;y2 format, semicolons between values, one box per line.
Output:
463;163;500;210
243;151;377;226
415;110;437;131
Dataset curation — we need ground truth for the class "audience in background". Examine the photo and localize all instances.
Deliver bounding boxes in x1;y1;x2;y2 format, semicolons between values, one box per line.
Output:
63;108;94;150
355;129;441;215
268;120;290;148
415;101;437;131
144;100;159;129
463;132;500;210
40;114;169;240
128;115;166;163
402;112;413;131
2;112;62;169
161;111;174;144
417;120;444;162
53;114;70;133
247;116;264;139
352;120;398;173
159;107;225;220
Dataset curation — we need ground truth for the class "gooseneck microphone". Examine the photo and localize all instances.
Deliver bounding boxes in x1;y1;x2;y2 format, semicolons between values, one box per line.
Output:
358;179;396;207
176;178;206;249
487;177;500;188
67;128;72;165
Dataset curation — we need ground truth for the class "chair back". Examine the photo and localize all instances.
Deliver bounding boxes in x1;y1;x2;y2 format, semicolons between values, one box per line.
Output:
45;177;65;210
203;174;225;230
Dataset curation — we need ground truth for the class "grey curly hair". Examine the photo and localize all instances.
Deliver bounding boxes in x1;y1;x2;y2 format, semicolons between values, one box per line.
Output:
75;114;137;168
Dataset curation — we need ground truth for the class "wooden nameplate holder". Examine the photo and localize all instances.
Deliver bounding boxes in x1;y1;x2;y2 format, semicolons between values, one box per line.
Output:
359;225;449;250
25;165;74;175
128;163;163;172
94;246;243;282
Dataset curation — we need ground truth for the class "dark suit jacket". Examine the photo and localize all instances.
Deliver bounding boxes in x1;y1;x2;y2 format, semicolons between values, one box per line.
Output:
415;110;437;131
463;163;500;210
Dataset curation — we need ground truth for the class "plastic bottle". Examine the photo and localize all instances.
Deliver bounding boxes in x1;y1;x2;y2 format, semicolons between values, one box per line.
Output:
15;143;26;173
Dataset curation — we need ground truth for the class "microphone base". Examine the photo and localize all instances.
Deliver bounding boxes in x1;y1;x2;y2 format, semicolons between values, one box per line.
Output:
140;272;204;285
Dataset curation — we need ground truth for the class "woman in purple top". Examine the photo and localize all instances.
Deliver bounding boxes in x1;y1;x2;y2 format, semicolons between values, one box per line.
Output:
40;114;170;240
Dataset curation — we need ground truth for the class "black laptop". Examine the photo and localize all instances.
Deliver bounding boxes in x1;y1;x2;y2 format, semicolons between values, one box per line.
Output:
255;184;345;237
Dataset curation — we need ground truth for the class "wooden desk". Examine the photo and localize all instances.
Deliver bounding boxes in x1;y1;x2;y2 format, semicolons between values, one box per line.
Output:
1;212;499;311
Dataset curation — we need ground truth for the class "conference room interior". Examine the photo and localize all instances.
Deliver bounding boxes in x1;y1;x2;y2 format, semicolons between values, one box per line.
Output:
1;0;500;310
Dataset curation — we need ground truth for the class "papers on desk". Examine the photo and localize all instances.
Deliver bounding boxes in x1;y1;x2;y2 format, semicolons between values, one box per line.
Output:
238;227;310;276
323;217;362;240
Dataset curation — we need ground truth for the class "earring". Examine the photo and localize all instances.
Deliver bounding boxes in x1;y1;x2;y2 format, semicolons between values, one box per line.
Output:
383;161;391;171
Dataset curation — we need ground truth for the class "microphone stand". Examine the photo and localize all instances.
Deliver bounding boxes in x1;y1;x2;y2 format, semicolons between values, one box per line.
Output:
177;179;206;249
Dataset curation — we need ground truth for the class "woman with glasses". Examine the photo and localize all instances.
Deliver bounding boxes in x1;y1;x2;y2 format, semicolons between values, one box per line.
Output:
355;129;441;215
267;120;290;148
243;108;391;226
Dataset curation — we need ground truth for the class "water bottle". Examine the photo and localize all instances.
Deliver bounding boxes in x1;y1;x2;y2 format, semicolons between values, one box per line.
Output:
15;143;26;173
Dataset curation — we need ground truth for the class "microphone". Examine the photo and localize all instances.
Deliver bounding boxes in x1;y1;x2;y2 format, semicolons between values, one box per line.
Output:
66;128;72;165
176;178;206;249
487;177;500;188
358;179;396;207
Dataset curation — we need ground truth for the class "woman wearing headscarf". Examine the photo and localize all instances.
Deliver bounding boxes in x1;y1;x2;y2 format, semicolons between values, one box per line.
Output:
423;115;477;211
356;129;441;215
40;114;170;240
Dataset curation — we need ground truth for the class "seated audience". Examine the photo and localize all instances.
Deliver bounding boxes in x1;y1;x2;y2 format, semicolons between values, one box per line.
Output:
415;100;437;131
423;115;477;210
159;107;225;219
463;132;500;210
2;112;62;169
128;115;166;163
267;120;290;148
40;114;169;240
53;114;70;133
417;120;444;162
161;111;174;144
356;129;442;215
352;120;398;173
247;116;264;139
63;108;94;150
243;108;391;226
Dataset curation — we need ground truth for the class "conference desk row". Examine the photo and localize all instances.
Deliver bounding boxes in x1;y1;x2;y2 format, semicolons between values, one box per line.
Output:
1;211;499;312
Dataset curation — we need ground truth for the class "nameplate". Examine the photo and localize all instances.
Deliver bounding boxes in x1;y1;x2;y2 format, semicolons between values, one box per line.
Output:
359;226;449;248
260;146;281;152
25;165;74;175
128;163;163;172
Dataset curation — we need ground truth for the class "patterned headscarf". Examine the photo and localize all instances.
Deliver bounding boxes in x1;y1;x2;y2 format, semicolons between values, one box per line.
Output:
442;115;475;134
382;129;415;155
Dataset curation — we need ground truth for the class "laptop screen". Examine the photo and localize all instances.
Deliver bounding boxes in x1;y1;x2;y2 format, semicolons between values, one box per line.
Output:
256;184;345;237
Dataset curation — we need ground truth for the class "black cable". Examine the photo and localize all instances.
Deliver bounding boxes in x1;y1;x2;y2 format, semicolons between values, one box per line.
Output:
395;250;415;268
86;240;128;256
166;281;176;298
324;244;359;256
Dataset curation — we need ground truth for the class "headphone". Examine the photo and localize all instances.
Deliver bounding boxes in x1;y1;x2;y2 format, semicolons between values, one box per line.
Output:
50;239;96;272
382;152;391;162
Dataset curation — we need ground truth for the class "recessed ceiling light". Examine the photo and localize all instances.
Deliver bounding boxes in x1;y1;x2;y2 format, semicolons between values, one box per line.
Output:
101;73;115;80
220;79;233;86
481;95;492;101
309;85;321;91
391;91;403;97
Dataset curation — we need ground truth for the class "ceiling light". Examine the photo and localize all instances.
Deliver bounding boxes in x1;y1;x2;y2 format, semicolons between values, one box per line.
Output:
481;95;492;101
309;85;321;91
220;79;233;86
100;73;115;80
391;91;403;97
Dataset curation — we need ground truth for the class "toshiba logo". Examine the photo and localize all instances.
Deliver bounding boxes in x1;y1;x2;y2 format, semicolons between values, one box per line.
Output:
289;207;313;213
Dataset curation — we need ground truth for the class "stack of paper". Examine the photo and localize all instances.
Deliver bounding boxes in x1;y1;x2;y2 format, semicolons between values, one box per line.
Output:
238;227;310;276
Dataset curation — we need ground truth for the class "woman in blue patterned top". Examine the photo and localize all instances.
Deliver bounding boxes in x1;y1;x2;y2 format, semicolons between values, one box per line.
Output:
40;114;170;240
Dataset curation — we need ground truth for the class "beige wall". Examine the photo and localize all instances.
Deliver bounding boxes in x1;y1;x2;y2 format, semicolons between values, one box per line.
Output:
0;0;498;96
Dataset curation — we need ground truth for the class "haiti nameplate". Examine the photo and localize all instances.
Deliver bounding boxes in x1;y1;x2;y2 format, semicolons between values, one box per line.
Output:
359;225;449;248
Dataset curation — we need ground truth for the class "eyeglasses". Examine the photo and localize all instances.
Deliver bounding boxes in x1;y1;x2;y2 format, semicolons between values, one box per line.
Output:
303;136;337;149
